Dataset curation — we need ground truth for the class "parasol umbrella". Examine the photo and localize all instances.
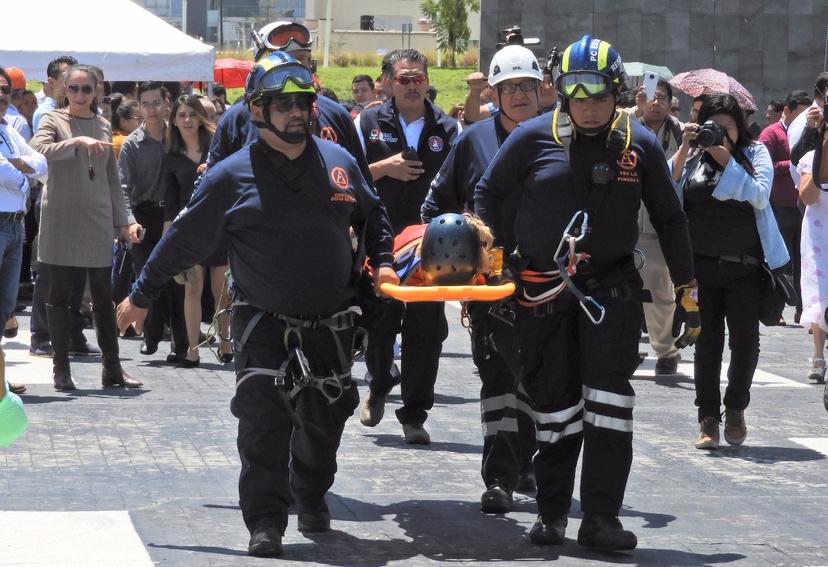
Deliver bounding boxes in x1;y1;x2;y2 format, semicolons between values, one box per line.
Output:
213;58;254;88
669;68;756;112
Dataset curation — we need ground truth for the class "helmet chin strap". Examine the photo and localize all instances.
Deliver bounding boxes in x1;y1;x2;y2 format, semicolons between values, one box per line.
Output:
496;85;542;127
252;100;311;144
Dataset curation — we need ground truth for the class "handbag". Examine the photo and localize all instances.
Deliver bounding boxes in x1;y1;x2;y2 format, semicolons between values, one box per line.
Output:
759;263;797;326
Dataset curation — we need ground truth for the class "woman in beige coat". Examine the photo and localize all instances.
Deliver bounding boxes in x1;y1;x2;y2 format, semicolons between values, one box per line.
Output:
31;64;143;391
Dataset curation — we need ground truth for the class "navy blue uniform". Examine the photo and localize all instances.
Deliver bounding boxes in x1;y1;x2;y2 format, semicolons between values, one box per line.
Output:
475;111;693;522
421;116;535;493
130;136;394;535
206;95;372;184
358;98;459;428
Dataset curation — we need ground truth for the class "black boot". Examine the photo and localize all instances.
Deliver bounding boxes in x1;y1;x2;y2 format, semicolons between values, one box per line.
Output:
529;513;567;545
94;307;143;388
47;304;75;391
577;513;637;551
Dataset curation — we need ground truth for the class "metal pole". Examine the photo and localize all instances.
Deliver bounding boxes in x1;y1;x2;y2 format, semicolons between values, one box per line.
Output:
323;0;333;68
218;0;223;47
182;0;187;33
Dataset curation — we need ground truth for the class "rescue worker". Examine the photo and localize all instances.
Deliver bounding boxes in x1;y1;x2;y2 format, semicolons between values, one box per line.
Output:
355;49;460;444
420;45;542;513
475;35;697;550
116;52;397;558
207;20;371;181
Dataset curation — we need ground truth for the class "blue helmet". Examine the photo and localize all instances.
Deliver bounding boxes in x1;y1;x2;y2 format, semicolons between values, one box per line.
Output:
244;51;315;105
555;35;628;100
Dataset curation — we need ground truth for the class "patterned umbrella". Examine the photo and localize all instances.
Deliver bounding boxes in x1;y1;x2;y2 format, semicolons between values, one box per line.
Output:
669;68;757;112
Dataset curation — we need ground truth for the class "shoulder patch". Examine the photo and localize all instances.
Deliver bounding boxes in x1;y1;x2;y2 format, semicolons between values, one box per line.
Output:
428;135;444;152
331;166;349;190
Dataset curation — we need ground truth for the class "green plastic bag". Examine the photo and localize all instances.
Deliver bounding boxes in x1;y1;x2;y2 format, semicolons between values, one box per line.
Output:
0;381;28;447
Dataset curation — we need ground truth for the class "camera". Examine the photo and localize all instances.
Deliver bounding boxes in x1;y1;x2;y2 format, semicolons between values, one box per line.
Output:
694;120;727;149
496;25;540;51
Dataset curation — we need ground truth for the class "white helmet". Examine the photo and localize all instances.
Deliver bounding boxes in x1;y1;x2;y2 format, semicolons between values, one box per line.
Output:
488;45;543;86
257;21;314;53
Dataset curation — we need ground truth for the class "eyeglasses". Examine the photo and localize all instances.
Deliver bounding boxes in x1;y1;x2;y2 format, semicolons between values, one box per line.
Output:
555;71;614;99
141;99;165;109
499;80;539;94
267;23;312;50
67;84;95;95
270;94;314;113
394;74;427;86
0;85;10;95
129;116;143;121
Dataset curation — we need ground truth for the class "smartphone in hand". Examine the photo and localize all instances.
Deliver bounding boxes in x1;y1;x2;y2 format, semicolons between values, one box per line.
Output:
402;147;419;161
643;72;659;101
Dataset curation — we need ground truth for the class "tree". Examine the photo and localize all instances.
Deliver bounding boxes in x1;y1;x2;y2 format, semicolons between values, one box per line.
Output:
420;0;480;68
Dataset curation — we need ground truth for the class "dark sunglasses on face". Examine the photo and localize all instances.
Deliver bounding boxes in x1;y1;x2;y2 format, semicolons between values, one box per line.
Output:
0;85;10;95
270;95;313;113
394;74;427;86
67;84;94;94
499;80;539;94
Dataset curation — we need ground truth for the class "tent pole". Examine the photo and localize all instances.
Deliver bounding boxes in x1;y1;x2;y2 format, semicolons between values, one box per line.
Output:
323;0;332;68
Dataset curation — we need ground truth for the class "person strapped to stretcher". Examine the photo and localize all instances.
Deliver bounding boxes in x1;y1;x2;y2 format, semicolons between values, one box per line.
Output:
378;212;515;302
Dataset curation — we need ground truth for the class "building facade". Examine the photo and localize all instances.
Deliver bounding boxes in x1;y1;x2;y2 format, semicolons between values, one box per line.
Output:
480;0;828;119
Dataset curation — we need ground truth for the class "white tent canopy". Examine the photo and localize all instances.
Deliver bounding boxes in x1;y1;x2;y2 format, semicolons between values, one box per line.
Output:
0;0;214;82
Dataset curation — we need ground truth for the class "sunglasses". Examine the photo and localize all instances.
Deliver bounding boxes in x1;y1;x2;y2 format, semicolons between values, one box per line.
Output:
394;74;427;86
499;80;539;94
267;24;312;50
0;85;10;95
67;84;95;95
270;94;314;113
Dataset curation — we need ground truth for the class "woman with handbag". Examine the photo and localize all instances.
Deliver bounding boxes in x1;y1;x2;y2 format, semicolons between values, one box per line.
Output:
31;64;143;391
671;94;788;449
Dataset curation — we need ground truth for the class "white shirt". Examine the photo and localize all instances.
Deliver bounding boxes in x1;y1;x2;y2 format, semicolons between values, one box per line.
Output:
787;102;819;187
355;109;426;154
34;89;46;105
32;97;57;134
0;119;47;212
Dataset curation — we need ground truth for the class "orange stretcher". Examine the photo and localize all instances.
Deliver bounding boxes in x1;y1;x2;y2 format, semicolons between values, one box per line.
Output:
379;282;516;303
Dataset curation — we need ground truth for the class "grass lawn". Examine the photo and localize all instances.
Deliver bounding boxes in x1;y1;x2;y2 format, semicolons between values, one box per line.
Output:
226;65;475;111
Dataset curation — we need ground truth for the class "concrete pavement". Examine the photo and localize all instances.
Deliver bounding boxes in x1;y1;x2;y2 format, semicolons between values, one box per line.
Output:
1;302;827;566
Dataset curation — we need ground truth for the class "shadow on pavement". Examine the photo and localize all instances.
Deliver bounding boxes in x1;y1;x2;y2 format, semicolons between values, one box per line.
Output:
146;543;248;557
433;392;476;405
366;433;481;454
631;372;696;391
707;445;825;464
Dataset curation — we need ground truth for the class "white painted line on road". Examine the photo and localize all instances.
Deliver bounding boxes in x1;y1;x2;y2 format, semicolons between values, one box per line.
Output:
636;361;808;388
0;511;153;566
791;437;828;456
2;339;53;384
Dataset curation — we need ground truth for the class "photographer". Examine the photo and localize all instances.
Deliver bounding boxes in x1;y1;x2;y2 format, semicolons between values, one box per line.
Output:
671;94;788;450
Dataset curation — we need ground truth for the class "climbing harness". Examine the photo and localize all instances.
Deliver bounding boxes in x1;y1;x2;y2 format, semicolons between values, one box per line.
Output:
517;210;606;325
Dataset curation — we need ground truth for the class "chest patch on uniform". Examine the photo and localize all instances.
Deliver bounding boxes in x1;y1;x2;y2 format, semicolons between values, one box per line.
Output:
319;126;338;143
369;128;381;142
331;166;350;190
428;135;444;152
616;150;640;184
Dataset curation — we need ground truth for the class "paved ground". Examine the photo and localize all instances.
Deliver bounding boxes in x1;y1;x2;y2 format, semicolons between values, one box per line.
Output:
1;301;827;566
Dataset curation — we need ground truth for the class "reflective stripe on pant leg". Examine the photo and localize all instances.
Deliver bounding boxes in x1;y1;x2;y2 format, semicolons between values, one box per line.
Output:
531;399;584;443
481;393;520;437
582;385;634;433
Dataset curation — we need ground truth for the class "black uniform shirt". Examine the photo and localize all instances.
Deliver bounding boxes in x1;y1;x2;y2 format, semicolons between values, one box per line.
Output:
359;98;459;233
475;110;694;284
130;137;394;316
421;116;509;220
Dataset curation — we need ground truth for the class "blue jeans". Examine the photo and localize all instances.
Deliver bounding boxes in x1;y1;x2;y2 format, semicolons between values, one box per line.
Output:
0;217;24;324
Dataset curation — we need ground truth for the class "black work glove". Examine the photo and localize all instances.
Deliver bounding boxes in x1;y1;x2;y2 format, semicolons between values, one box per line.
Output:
671;282;700;349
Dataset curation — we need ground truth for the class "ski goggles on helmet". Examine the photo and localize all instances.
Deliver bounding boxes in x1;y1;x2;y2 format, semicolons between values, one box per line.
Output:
266;23;313;51
555;70;615;99
246;62;315;103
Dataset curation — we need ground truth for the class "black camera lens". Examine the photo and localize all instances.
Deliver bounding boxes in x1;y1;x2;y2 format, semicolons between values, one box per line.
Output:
695;120;726;148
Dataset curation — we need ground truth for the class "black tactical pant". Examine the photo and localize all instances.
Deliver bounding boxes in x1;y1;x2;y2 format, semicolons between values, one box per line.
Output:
230;304;359;535
467;301;536;491
365;299;448;425
516;293;642;522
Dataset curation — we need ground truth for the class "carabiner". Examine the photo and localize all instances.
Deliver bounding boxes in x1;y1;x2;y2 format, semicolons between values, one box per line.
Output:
580;296;606;325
